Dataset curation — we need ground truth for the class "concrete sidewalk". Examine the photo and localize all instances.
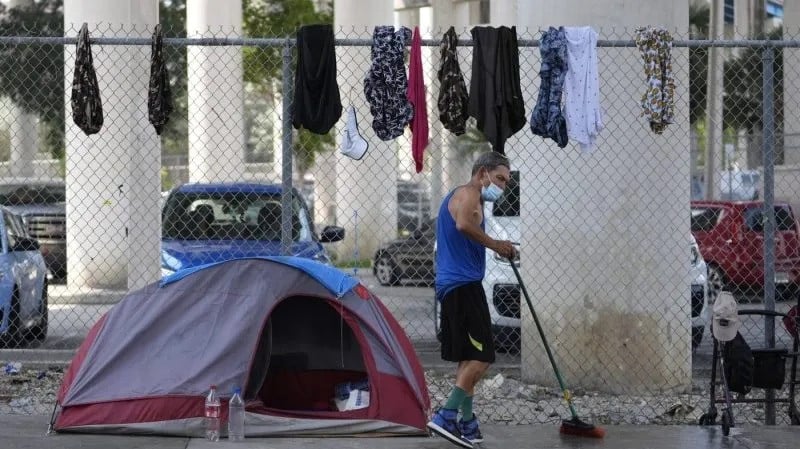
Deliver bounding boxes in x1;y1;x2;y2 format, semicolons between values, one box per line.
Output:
1;415;796;449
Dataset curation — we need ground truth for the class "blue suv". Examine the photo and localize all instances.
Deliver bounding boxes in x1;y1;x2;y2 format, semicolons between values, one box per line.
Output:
160;183;345;276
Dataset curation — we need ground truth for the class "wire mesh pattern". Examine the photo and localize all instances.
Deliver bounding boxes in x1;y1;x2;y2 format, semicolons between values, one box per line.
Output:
0;23;798;427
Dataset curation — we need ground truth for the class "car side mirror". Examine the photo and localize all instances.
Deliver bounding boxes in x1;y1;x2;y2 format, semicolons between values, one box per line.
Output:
320;226;345;243
12;237;39;252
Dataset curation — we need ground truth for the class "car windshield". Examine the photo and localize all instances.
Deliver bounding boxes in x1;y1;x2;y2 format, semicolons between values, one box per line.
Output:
0;184;65;205
691;207;722;232
493;170;520;217
162;191;313;241
745;206;796;232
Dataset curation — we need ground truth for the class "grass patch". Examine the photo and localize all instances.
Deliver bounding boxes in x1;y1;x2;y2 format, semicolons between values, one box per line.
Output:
334;259;372;269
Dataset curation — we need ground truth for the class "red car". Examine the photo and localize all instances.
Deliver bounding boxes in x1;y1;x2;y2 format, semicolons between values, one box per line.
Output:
691;200;800;299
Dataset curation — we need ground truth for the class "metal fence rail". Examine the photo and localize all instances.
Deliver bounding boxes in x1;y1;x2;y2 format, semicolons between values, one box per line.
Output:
0;24;798;427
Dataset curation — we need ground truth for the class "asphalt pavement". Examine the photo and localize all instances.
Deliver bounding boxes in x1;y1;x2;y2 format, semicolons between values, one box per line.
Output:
1;414;797;449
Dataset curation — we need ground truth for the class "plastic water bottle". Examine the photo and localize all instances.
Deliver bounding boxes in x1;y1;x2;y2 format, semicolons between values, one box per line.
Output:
228;387;245;442
204;385;221;441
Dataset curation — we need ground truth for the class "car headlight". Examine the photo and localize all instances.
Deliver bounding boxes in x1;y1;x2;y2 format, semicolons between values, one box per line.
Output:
690;245;700;266
161;267;176;278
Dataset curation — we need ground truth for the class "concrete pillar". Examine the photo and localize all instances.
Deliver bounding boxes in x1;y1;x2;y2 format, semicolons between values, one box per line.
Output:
9;108;36;178
7;0;37;178
333;0;397;262
783;1;800;165
186;0;245;182
64;0;161;290
517;0;691;393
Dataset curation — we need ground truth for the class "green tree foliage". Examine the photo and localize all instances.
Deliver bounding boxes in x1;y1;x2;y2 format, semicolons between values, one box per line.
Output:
689;0;709;125
158;0;189;156
0;0;65;159
722;27;783;133
243;0;334;174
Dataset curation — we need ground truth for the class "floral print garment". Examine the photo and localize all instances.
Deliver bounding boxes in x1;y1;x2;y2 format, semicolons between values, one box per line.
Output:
634;27;675;135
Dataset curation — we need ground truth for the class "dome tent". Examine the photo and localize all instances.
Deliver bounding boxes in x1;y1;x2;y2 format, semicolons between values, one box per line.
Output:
52;257;429;437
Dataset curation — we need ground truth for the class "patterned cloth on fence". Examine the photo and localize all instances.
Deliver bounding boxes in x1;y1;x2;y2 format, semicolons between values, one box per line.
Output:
148;24;173;136
293;24;342;135
469;26;526;155
364;26;413;141
634;26;675;135
407;26;429;173
564;26;603;152
71;23;104;136
530;26;568;148
437;26;469;136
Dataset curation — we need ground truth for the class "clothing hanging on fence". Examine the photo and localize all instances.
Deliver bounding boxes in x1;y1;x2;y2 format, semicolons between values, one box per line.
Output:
148;24;173;136
292;24;342;135
634;26;675;135
529;26;568;148
407;26;429;173
340;106;369;160
72;23;104;136
468;26;526;155
364;26;413;141
564;26;603;152
437;26;469;136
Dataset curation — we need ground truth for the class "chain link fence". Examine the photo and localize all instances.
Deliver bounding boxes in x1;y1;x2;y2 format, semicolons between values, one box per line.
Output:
0;23;798;427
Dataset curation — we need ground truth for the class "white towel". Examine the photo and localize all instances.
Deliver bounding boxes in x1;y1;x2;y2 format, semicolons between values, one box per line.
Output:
563;27;604;153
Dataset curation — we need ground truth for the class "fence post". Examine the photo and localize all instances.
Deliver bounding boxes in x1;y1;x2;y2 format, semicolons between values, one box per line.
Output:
281;38;295;256
761;43;777;425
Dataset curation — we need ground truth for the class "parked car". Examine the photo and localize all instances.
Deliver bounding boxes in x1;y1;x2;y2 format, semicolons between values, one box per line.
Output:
373;217;436;286
160;183;345;276
0;181;66;282
690;234;711;348
0;207;48;347
397;180;431;236
691;200;800;300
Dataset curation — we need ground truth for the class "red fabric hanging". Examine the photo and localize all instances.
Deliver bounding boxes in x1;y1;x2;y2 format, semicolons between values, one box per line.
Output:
407;26;429;173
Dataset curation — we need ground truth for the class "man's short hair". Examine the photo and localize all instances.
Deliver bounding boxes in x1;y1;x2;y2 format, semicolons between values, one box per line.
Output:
471;151;510;175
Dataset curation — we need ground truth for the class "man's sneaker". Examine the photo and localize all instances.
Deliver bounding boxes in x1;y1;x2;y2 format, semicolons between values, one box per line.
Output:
459;415;484;443
426;408;473;448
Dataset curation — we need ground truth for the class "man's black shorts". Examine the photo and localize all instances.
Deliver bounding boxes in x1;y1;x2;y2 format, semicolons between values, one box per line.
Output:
439;281;496;363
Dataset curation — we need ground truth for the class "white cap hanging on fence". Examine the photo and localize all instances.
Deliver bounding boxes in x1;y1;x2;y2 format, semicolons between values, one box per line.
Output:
148;24;173;136
712;292;741;342
71;23;104;136
340;106;368;161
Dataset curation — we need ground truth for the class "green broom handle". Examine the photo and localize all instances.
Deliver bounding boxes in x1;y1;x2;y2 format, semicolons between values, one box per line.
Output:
509;258;579;419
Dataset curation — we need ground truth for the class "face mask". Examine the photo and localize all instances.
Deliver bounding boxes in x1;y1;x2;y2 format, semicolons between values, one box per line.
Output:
481;175;504;202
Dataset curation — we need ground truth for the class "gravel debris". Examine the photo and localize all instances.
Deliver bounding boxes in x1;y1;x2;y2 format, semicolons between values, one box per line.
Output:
0;366;793;426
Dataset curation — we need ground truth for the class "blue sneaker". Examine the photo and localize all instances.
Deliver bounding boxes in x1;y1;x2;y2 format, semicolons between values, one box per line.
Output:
459;415;484;443
427;408;473;448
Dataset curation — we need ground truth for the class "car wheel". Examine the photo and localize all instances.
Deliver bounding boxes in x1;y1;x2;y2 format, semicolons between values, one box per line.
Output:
692;326;704;349
374;254;401;286
0;290;21;348
707;265;725;303
28;280;48;342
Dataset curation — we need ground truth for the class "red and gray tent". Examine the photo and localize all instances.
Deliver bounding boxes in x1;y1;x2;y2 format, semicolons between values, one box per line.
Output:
52;257;430;436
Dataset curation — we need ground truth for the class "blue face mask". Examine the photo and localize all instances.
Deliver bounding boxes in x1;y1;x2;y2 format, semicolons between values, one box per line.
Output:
481;176;504;202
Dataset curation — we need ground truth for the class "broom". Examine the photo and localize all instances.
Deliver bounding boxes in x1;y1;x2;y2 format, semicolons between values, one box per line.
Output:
509;259;606;438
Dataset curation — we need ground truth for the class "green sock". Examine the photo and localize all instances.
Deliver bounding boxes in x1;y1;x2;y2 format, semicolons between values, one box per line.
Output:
461;395;474;421
444;386;467;410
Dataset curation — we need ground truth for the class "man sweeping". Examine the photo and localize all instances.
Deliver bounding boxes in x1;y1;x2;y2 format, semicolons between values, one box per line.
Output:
427;151;517;448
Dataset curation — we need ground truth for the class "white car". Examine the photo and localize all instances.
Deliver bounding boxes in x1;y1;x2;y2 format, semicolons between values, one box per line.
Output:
690;233;711;349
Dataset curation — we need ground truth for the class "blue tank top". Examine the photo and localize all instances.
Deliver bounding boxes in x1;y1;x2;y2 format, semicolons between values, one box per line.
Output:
435;189;485;301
